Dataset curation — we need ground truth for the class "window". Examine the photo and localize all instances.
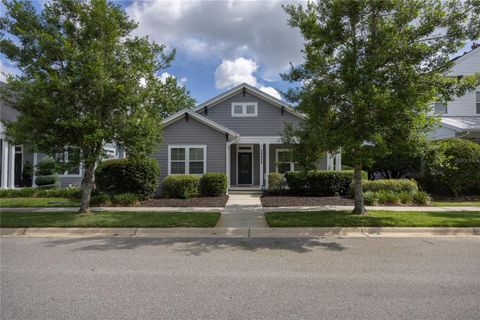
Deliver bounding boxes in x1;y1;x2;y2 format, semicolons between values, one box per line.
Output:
168;145;206;175
276;149;295;174
231;102;258;117
476;92;480;114
434;101;447;115
57;148;82;176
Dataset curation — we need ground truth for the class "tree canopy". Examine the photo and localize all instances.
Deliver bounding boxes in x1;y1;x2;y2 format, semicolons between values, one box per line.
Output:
282;0;479;213
0;0;195;212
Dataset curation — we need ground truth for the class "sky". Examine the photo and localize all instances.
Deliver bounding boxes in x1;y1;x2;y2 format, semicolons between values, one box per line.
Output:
0;0;476;105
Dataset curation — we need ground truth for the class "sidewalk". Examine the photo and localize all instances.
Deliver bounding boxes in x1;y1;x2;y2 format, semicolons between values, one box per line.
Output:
216;194;268;228
1;226;478;238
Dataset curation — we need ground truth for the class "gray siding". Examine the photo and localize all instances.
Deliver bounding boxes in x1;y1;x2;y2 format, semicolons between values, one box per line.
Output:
197;91;302;136
154;116;227;194
268;144;328;173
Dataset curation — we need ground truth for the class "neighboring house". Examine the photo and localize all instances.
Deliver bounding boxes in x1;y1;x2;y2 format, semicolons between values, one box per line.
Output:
157;83;341;192
429;44;480;143
0;81;125;188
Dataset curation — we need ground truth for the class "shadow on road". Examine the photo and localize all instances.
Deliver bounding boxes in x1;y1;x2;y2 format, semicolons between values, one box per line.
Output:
43;237;347;255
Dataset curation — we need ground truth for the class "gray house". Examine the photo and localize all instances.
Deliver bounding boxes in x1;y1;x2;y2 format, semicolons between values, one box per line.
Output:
156;83;341;191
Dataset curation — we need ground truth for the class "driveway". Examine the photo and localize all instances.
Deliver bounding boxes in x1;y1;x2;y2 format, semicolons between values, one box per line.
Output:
1;237;479;319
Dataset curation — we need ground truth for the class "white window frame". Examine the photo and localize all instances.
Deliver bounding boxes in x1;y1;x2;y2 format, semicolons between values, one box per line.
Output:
476;91;480;114
275;149;295;173
433;101;447;115
231;102;258;117
168;145;207;175
235;144;254;185
59;150;83;177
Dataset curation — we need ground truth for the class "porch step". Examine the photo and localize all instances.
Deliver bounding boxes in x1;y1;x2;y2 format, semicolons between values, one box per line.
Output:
228;190;263;195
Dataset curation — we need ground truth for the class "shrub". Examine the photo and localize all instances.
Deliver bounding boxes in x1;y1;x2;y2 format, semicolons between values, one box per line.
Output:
111;193;139;206
268;172;286;194
376;190;401;205
35;157;57;176
424;138;480;196
21;161;33;187
35;187;82;198
34;174;59;187
0;188;36;198
398;191;413;204
200;172;227;196
162;175;201;199
95;157;160;200
285;170;367;196
361;179;418;193
412;191;431;205
363;191;378;205
90;193;111;206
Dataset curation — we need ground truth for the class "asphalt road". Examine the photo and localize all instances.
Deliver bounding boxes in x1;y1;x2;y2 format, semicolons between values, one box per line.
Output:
1;236;479;320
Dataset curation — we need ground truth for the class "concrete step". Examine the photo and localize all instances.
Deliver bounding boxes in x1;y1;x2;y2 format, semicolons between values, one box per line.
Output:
228;190;263;195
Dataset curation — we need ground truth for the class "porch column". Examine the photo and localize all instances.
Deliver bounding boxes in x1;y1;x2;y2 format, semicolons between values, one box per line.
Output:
265;143;270;188
32;152;38;187
226;144;230;191
260;143;264;187
335;152;342;171
8;144;15;188
1;140;9;188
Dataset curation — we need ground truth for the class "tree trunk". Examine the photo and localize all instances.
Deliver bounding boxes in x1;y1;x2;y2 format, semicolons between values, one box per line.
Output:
79;163;95;214
352;163;366;214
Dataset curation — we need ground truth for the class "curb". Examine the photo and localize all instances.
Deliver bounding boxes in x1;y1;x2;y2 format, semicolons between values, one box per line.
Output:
1;227;479;238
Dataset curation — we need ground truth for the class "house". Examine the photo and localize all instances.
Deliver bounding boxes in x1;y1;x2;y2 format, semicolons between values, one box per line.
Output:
156;82;340;192
429;44;480;143
0;81;125;188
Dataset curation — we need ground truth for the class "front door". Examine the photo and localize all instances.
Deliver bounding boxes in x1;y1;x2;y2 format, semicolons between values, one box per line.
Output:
238;153;252;184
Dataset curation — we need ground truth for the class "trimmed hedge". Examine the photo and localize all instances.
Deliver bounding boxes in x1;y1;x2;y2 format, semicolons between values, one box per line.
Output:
363;190;430;206
268;172;286;194
285;170;367;196
163;175;201;199
360;179;418;193
35;157;59;188
0;187;81;198
34;175;59;187
95;158;160;200
200;172;227;196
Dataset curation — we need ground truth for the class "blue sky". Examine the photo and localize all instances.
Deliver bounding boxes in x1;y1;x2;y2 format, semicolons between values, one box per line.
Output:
0;0;476;105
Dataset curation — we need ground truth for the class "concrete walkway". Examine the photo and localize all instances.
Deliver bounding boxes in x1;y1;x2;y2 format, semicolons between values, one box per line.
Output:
216;193;268;228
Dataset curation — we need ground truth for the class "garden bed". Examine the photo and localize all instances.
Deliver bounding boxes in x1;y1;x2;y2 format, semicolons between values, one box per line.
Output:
261;195;355;207
139;195;229;207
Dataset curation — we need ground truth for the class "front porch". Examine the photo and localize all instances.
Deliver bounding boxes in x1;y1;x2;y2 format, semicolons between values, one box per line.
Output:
226;136;341;191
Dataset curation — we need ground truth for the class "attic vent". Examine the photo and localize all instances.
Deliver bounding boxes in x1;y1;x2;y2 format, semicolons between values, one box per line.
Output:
185;112;189;122
242;87;246;97
281;106;284;115
204;106;208;116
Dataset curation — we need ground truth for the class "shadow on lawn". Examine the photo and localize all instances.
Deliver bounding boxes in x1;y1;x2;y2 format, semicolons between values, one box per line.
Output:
43;237;347;255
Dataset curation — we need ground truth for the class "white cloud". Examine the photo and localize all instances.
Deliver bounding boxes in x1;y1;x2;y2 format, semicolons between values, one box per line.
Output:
214;57;282;100
126;0;304;80
158;72;172;83
0;58;21;82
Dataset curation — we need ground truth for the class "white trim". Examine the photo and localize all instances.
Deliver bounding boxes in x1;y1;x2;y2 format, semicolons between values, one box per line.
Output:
59;150;83;177
194;82;306;120
265;143;270;188
8;144;14;188
162;109;239;138
275;148;294;173
237;136;282;144
167;144;207;175
32;152;38;187
1;139;9;188
236;144;254;185
231;102;258;117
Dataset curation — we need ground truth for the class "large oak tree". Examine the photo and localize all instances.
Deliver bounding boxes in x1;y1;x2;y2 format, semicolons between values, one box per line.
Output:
282;0;479;214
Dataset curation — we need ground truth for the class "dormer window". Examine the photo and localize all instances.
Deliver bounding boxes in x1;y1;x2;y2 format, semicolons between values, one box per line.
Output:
434;101;447;115
231;102;258;117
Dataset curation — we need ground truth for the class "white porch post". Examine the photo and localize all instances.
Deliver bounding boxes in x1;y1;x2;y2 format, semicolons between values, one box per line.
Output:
8;144;15;188
32;152;38;187
335;152;342;171
226;143;230;192
1;140;9;188
260;143;264;187
265;143;270;188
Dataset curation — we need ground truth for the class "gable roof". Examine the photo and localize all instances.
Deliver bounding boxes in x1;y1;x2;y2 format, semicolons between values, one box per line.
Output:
451;45;480;63
440;116;480;132
162;109;239;138
193;82;306;120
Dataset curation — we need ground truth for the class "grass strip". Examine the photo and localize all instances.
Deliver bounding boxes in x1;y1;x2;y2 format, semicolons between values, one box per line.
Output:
0;211;221;228
0;198;81;207
265;210;480;228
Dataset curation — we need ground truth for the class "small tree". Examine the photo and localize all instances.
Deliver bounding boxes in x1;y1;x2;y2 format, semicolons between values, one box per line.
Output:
282;0;479;214
0;0;194;212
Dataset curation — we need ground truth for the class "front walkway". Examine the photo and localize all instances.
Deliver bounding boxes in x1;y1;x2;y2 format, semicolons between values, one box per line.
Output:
216;193;268;228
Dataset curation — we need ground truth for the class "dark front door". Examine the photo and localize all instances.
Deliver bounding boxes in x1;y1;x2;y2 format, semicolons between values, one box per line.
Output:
238;153;252;184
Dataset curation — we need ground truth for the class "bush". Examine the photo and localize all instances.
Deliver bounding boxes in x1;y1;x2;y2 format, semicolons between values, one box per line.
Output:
95;157;160;200
90;193;111;206
376;190;401;205
35;157;57;176
34;174;59;187
0;188;36;198
163;175;201;199
199;172;227;196
111;193;139;206
363;191;378;205
285;170;367;196
424;138;480;196
412;191;430;205
398;191;413;204
362;190;430;206
268;172;286;194
21;161;33;187
35;187;82;198
360;179;418;193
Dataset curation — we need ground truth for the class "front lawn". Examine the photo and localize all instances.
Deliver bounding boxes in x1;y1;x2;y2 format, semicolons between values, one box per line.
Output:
0;197;81;207
265;210;480;228
0;211;221;228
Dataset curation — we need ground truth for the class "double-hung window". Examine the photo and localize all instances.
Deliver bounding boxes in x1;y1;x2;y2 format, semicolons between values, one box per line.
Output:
276;149;295;174
57;148;82;176
168;145;206;175
476;91;480;114
231;102;258;117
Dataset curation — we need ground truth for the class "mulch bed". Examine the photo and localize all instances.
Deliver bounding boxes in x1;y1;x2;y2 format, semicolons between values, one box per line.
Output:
138;195;229;207
261;195;355;207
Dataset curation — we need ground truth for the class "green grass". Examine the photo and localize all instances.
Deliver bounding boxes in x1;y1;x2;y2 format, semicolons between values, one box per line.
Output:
0;211;221;228
265;210;480;228
432;201;480;207
0;197;81;207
